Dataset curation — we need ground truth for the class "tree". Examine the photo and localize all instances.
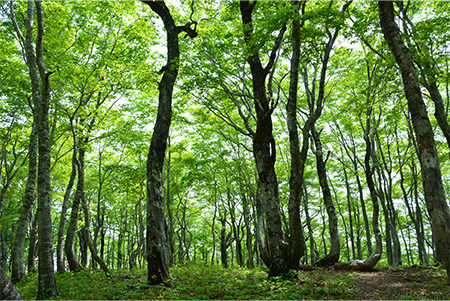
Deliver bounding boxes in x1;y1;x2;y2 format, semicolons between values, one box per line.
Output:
0;266;24;300
239;0;290;277
140;0;197;285
378;0;450;281
10;0;59;297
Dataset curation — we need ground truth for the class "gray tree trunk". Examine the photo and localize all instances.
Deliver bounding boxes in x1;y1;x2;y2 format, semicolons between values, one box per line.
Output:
379;0;450;281
311;126;340;267
140;0;197;284
64;147;83;272
240;1;290;277
0;266;24;300
11;122;37;282
10;1;59;297
56;148;76;272
286;0;307;270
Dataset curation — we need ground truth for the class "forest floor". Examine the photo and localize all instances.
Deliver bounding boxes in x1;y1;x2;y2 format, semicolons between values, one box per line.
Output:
15;263;450;300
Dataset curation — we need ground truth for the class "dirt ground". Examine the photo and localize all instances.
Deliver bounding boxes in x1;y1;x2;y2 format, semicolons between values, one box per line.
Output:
301;265;450;300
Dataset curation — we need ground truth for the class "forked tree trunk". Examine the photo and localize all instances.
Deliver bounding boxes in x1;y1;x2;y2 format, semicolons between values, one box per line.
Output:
378;1;450;281
240;0;289;277
65;148;83;272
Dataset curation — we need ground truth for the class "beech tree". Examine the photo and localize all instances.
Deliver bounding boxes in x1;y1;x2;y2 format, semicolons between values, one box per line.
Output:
378;0;450;281
2;1;450;295
10;0;59;297
140;0;198;285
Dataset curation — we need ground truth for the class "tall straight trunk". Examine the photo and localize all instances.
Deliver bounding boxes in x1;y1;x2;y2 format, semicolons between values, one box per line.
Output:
140;0;197;284
343;166;356;260
379;1;450;281
242;192;254;268
286;0;307;270
56;148;76;272
10;0;58;297
254;179;269;266
303;179;316;266
311;126;340;267
11;122;37;282
27;210;38;274
240;1;289;277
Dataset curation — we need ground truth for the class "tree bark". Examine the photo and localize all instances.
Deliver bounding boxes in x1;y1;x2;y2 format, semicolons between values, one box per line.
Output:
11;0;59;297
27;210;38;274
140;0;197;284
0;266;24;300
56;148;76;272
378;0;450;281
240;0;289;277
311;126;340;267
242;192;254;268
286;0;307;270
64;147;83;272
11;122;37;282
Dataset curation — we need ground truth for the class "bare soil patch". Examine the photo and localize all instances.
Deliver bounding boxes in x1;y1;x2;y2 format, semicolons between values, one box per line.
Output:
304;265;449;300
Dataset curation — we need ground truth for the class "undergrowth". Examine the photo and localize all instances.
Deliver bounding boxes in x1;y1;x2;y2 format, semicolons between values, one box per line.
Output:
13;263;448;300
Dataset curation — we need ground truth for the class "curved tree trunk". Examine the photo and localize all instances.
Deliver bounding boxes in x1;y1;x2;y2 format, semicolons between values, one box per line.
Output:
240;0;289;277
311;126;340;267
378;0;450;281
11;122;37;282
140;0;197;284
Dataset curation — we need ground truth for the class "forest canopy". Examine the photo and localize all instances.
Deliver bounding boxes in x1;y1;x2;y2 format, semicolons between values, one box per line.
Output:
1;0;450;298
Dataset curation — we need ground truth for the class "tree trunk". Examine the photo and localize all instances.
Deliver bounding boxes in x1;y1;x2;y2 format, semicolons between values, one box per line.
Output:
140;0;197;284
81;183;110;276
56;148;76;272
240;1;289;277
286;0;307;270
11;122;37;282
242;192;254;268
303;179;317;266
11;0;59;297
65;148;83;272
311;126;340;267
220;218;232;269
343;166;356;260
254;178;269;266
334;107;382;271
378;0;450;281
0;266;24;300
27;210;38;274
